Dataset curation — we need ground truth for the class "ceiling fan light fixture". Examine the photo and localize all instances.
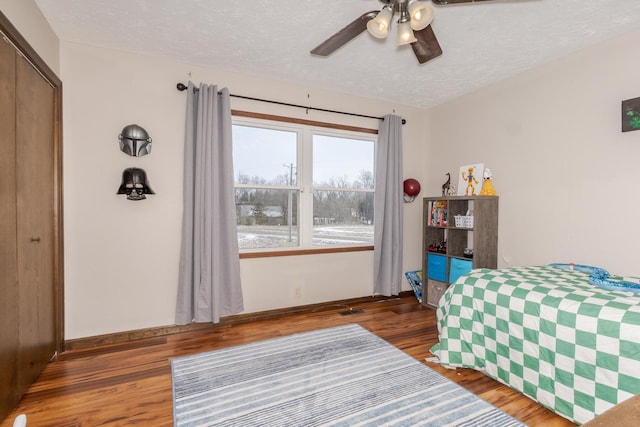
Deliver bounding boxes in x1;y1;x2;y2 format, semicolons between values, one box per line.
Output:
396;4;417;46
396;20;417;46
366;5;394;38
408;0;434;31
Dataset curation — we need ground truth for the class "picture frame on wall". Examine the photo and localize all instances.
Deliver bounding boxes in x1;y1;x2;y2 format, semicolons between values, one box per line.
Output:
622;97;640;132
457;163;484;196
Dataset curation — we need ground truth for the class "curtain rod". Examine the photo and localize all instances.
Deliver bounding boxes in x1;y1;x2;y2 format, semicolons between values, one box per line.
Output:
176;83;406;125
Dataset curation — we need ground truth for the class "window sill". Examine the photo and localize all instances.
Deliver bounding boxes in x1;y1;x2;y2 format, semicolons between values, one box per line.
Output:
239;245;374;259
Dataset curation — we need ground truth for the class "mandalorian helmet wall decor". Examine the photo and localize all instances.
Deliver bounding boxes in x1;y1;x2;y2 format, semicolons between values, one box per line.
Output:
117;168;155;201
118;124;152;157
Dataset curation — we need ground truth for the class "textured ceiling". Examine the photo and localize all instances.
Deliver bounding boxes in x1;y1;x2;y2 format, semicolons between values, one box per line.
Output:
34;0;640;108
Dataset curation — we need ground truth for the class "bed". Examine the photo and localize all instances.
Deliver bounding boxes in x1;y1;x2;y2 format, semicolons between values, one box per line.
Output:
430;265;640;425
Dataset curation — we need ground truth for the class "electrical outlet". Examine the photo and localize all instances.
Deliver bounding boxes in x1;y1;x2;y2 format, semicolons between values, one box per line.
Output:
294;287;302;298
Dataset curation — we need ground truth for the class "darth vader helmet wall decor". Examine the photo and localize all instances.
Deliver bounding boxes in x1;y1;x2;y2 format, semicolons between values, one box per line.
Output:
118;124;152;157
117;167;155;201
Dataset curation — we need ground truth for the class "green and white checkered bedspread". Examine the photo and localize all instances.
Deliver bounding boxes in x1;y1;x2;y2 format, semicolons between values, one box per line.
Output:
430;265;640;425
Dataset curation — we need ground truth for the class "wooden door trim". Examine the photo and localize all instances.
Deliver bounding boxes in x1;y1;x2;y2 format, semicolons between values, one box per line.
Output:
0;13;61;87
0;11;64;354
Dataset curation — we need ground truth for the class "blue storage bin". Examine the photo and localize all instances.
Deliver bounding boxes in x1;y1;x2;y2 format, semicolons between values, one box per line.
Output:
449;258;473;284
427;254;447;282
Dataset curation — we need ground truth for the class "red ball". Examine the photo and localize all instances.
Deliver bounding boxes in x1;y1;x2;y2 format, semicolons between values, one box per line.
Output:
403;178;421;197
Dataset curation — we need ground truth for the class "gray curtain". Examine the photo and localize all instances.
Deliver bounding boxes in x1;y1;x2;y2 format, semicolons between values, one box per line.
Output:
373;114;404;296
175;82;244;325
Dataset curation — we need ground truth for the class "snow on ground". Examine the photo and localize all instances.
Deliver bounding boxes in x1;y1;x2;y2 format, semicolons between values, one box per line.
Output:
238;224;373;249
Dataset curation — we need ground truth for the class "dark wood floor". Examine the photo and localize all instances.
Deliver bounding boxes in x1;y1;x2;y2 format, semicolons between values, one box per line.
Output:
1;295;575;427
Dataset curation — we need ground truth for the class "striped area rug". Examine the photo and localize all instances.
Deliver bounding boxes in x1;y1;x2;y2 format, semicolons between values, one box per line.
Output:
171;324;524;426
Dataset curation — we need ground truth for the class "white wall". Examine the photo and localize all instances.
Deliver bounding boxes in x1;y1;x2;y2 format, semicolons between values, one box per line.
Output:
0;0;59;74
60;42;428;339
427;29;640;276
12;1;639;339
10;2;640;339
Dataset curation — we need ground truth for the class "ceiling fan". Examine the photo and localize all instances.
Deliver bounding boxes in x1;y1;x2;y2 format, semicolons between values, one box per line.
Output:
310;0;496;64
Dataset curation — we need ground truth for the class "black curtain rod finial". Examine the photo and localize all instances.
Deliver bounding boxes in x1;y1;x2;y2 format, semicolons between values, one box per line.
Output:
176;82;188;91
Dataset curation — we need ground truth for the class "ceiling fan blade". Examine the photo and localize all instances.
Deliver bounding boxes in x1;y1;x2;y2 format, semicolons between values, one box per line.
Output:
311;11;378;56
411;25;443;64
432;0;494;5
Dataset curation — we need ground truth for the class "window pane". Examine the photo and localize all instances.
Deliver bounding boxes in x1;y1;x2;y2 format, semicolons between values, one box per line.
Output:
313;135;374;189
233;125;297;186
232;119;375;251
312;190;374;246
236;188;299;249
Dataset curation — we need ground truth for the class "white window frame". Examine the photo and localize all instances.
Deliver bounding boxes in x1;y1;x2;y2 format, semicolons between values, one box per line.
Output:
232;115;376;254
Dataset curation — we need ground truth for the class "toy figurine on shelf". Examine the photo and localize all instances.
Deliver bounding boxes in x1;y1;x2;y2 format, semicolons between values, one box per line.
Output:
428;241;447;253
461;167;479;196
479;168;497;196
441;173;451;196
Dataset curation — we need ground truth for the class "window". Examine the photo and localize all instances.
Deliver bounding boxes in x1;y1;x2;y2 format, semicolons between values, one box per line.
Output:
232;117;375;252
312;134;374;247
